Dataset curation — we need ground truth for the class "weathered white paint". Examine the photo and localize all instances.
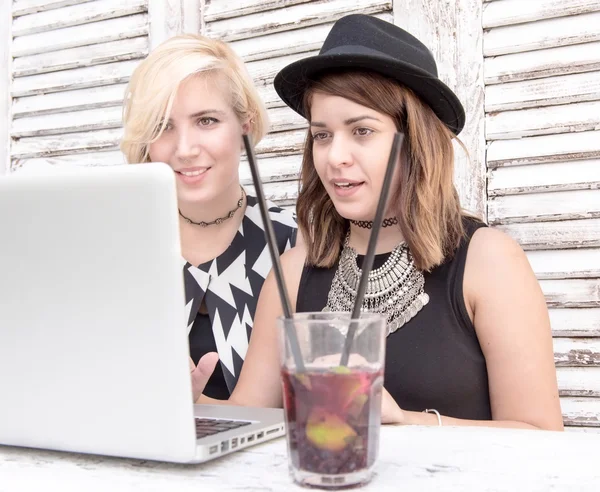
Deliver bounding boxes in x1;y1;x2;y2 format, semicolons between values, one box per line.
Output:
1;426;599;490
11;128;123;160
247;50;319;87
12;0;95;17
255;129;306;158
394;0;486;217
11;106;123;138
487;130;600;167
205;0;312;22
256;83;286;110
527;248;600;280
540;279;600;308
561;397;600;426
245;180;299;205
12;83;128;118
11;59;139;97
0;0;11;176
484;41;600;85
267;106;307;134
498;218;600;250
13;36;148;77
488;159;600;196
557;367;600;397
12;13;149;57
16;151;127;169
483;0;600;28
231;10;392;63
240;154;301;184
486;100;600;140
488;189;600;225
485;71;600;112
554;338;600;366
549;308;600;337
207;0;392;42
483;11;600;57
148;0;202;49
12;0;147;37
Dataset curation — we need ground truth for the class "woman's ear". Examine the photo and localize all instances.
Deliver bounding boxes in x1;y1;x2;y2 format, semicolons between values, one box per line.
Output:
241;119;252;150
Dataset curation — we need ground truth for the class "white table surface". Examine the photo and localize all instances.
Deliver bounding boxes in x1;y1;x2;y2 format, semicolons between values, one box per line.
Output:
1;425;598;491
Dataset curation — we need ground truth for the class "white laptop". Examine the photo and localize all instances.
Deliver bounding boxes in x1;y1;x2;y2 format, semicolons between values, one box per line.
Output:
0;163;284;463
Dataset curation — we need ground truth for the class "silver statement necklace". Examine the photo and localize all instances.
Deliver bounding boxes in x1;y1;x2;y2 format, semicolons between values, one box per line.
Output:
323;233;429;335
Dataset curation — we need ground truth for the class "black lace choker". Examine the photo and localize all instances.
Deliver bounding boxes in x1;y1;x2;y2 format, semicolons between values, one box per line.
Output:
179;186;245;227
350;217;398;229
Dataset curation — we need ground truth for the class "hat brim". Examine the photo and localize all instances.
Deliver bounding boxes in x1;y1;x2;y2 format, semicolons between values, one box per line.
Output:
274;53;465;135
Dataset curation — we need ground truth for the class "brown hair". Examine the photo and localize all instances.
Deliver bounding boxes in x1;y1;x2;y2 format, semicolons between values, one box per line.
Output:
296;71;465;271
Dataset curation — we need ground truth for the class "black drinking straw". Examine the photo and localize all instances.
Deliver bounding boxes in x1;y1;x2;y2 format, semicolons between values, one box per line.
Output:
242;134;305;372
339;133;403;367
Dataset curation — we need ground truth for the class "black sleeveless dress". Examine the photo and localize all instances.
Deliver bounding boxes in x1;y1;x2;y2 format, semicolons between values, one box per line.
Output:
296;218;492;420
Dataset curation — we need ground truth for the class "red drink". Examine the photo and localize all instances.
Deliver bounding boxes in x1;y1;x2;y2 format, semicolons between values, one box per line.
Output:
281;367;383;485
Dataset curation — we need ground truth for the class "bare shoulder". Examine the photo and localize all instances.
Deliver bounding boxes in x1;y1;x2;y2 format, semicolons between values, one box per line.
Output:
467;226;526;266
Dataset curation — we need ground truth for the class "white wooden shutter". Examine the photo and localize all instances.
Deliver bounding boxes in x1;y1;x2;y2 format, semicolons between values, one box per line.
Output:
8;0;153;171
204;0;394;207
483;0;600;430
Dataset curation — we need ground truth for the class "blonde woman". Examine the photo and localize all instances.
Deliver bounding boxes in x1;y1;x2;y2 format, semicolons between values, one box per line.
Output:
194;15;563;430
121;35;298;400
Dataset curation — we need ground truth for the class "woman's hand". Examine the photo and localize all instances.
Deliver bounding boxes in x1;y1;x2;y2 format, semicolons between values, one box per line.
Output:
381;387;405;424
189;352;219;403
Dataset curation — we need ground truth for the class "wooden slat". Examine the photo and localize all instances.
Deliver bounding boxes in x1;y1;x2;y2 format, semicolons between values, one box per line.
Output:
561;397;600;426
11;128;123;159
557;367;600;397
256;84;285;109
15;151;126;169
484;41;600;85
12;59;138;98
268;106;307;134
486;100;600;140
205;0;312;22
555;338;600;367
240;154;301;184
498;218;600;250
12;83;127;118
255;129;306;157
247;50;319;87
12;0;95;17
12;13;149;58
485;71;600;112
488;159;600;196
541;279;600;308
13;37;148;77
12;0;147;37
230;12;393;63
565;426;600;433
206;0;391;42
483;0;600;28
11;106;122;138
488;189;600;225
0;0;11;175
483;11;600;57
527;248;600;280
487;131;600;168
549;308;600;337
245;180;300;205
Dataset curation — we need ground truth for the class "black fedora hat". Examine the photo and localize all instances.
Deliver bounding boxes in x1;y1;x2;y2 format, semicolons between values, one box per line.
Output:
274;14;465;135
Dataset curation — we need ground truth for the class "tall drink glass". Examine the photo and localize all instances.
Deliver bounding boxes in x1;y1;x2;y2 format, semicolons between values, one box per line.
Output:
278;312;386;489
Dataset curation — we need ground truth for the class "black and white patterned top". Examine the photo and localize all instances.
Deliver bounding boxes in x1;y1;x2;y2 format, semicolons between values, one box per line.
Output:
181;194;298;393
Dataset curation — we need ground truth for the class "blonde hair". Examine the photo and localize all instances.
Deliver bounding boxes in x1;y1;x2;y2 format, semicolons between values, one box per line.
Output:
121;34;268;163
297;71;465;272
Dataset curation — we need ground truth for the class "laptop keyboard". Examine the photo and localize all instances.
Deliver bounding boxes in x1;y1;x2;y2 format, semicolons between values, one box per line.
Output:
195;418;252;439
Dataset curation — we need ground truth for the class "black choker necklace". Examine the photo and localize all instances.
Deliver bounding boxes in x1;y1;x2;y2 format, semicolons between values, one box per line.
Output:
350;217;398;229
179;185;245;227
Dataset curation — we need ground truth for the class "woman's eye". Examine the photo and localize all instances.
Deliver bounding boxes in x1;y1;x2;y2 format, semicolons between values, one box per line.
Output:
355;127;373;137
198;117;218;126
312;132;329;141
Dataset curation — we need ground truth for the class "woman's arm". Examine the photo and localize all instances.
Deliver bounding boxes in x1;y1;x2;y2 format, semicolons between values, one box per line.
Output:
384;227;564;430
196;245;307;407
